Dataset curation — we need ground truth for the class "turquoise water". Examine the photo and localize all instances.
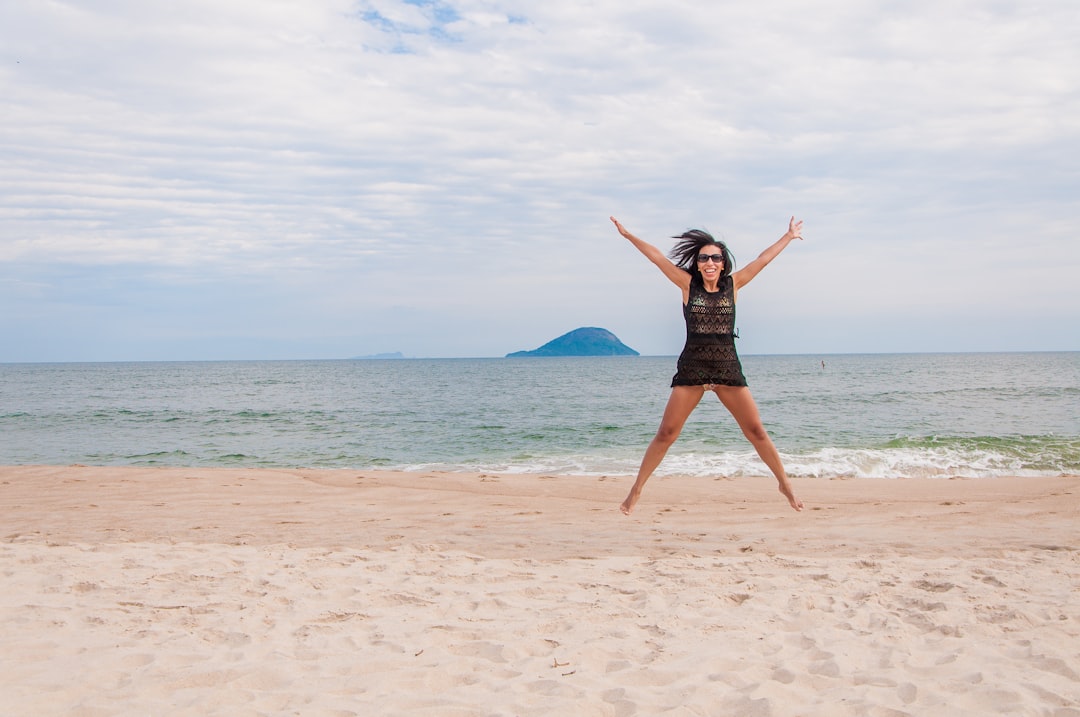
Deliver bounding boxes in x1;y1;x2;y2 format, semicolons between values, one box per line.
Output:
1;353;1078;478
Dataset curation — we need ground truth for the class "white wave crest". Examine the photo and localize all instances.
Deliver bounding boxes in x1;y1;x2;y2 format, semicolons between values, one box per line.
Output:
404;444;1073;479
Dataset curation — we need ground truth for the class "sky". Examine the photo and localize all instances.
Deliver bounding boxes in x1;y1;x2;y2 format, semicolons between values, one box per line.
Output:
2;0;1078;362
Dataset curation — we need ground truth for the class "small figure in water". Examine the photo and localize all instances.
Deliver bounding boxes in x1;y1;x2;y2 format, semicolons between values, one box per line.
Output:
610;216;805;515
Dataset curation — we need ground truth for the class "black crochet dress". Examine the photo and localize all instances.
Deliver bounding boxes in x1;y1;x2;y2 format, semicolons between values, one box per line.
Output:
671;275;747;387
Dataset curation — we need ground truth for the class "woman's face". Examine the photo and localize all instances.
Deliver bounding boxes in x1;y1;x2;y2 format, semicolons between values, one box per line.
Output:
696;245;725;282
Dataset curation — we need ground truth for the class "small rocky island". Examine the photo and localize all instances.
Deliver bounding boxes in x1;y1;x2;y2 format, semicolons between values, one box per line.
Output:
506;327;639;357
351;352;406;360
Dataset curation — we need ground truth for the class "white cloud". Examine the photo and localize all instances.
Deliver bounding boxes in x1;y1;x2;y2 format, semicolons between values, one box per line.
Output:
1;0;1078;360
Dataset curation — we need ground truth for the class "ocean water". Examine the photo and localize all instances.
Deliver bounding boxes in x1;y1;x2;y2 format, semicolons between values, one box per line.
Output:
1;353;1078;479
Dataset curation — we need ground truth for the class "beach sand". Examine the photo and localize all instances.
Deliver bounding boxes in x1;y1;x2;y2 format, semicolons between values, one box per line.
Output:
1;465;1078;716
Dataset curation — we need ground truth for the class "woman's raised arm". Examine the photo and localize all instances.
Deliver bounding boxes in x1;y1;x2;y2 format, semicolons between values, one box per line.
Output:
732;216;803;291
610;217;690;290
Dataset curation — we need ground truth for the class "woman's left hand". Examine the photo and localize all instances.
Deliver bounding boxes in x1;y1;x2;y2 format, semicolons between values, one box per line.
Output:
787;216;804;240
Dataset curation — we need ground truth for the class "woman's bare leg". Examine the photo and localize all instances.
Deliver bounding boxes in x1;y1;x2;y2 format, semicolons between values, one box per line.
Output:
621;386;704;515
714;386;804;511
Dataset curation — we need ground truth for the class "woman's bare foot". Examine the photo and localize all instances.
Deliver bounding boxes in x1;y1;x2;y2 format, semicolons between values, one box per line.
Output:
778;478;803;511
620;491;640;515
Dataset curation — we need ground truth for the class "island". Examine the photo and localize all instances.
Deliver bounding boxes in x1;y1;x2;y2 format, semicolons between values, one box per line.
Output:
506;327;639;357
351;352;406;360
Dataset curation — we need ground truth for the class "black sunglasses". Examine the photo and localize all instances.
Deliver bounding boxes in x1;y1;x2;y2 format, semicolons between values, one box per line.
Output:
696;253;724;264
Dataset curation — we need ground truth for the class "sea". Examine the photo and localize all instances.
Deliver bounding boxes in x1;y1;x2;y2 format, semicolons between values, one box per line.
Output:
1;352;1078;480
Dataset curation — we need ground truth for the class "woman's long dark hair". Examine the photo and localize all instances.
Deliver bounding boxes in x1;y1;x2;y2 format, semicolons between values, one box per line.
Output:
669;229;735;283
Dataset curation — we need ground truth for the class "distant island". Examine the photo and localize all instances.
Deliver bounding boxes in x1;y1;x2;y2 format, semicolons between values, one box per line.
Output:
506;327;639;358
351;352;406;360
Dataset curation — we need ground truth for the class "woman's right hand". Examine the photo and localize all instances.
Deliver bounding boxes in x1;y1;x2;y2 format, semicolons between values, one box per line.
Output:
610;216;631;238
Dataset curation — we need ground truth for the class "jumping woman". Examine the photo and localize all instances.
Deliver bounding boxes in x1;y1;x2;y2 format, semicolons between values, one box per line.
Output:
610;215;805;515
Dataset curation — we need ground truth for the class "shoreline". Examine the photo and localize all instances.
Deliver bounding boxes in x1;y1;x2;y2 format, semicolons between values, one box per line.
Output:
3;466;1078;715
4;465;1077;557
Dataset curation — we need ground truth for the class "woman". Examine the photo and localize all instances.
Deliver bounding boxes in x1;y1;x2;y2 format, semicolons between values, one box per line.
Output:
610;215;805;515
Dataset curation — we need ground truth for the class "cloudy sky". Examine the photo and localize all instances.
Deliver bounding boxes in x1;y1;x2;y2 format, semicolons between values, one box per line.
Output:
2;0;1078;361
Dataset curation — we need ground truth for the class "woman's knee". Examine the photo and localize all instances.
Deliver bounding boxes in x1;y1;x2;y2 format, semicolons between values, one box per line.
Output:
654;423;683;445
741;421;770;444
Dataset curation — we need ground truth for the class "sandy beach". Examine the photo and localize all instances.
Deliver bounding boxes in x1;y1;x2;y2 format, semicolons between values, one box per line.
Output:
1;465;1078;716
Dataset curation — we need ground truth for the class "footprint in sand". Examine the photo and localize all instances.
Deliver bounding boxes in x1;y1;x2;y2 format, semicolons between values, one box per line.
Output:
898;682;918;704
913;579;954;593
